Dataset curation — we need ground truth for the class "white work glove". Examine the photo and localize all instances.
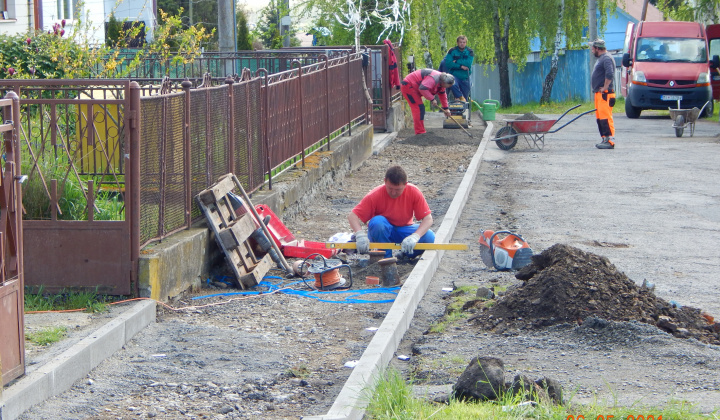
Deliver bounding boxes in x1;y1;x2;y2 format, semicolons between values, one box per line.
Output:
401;233;420;255
355;231;370;254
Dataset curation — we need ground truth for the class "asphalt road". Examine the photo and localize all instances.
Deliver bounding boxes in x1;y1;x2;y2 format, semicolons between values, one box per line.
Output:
395;109;720;412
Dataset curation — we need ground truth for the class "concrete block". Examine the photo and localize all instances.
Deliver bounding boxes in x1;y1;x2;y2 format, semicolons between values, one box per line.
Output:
139;227;215;301
385;101;406;133
86;318;126;369
40;345;92;395
123;300;157;339
0;370;52;420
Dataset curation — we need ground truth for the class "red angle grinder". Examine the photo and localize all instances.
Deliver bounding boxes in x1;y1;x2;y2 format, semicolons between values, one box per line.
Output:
479;230;533;270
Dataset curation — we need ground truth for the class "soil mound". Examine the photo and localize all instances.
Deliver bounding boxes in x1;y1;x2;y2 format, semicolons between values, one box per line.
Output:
469;244;720;344
399;131;477;146
516;113;541;120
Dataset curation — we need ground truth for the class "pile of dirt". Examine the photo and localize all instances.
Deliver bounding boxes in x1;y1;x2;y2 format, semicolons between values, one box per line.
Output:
468;244;720;344
398;131;478;146
516;113;541;120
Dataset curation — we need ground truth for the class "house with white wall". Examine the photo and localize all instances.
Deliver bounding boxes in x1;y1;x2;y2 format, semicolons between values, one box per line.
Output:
1;0;155;45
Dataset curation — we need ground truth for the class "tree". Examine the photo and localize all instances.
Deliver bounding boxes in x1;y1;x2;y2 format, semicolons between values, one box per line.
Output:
237;6;252;50
297;0;411;47
255;0;300;49
156;0;219;49
106;13;123;47
403;0;619;108
656;0;719;22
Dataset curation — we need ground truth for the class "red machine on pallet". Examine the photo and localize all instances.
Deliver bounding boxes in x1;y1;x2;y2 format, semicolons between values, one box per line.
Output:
226;192;338;259
253;205;338;259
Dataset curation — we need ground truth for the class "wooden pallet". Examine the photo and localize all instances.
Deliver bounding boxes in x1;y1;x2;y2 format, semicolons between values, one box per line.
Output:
197;175;272;289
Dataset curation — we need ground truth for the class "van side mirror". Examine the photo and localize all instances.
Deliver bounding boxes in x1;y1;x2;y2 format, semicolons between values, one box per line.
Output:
711;55;720;69
622;52;631;67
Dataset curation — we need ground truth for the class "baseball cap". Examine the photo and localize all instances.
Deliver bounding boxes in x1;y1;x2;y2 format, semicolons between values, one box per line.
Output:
589;38;606;49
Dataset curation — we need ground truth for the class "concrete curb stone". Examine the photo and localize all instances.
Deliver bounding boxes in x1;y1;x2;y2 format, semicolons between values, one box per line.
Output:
0;300;156;420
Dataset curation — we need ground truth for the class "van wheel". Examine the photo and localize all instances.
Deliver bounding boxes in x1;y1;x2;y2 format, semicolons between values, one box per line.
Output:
701;100;713;118
625;99;641;118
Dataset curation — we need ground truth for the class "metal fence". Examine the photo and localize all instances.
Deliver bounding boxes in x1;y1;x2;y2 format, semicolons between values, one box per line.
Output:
138;52;370;246
93;45;402;130
0;45;398;295
0;80;139;295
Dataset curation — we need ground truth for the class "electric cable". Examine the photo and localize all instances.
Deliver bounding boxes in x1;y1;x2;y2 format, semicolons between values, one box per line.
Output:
191;275;399;304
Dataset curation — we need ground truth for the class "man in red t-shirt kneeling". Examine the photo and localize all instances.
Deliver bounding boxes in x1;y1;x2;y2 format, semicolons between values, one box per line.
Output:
348;166;435;258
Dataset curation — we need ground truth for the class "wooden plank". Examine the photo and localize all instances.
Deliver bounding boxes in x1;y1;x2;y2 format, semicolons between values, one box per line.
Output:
209;174;236;203
324;242;468;250
238;253;273;288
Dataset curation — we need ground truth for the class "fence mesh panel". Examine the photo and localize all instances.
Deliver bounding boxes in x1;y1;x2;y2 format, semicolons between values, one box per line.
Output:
327;61;350;133
162;93;187;237
190;89;209;221
208;85;229;183
233;83;251;189
301;69;329;150
247;79;264;191
139;96;163;244
265;79;301;169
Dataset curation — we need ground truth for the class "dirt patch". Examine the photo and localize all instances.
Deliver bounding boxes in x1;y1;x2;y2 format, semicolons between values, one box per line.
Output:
516;113;541;120
467;244;720;345
398;131;478;147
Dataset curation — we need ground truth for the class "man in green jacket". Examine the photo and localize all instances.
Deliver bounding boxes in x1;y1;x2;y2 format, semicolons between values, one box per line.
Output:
443;35;474;102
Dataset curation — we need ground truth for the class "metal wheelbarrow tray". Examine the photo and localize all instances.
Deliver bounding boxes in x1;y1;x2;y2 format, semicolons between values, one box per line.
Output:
494;104;596;150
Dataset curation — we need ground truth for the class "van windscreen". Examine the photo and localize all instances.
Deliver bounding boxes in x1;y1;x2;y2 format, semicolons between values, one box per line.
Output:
636;38;707;63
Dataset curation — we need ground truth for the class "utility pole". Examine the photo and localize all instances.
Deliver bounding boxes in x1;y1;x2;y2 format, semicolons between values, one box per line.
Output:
588;0;598;75
218;0;236;74
641;0;649;21
280;0;290;48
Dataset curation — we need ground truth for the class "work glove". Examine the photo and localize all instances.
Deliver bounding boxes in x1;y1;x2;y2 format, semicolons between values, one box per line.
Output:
355;231;370;254
401;233;420;255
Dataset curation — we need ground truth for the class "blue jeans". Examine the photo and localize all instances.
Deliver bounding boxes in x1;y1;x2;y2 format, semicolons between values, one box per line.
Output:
367;215;436;258
450;78;471;100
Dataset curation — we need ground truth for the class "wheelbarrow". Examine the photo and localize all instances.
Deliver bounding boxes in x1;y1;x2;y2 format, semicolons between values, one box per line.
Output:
669;101;709;138
494;104;596;150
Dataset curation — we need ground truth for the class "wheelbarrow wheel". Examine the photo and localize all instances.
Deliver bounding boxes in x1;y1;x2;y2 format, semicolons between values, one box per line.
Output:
495;126;518;150
674;114;685;137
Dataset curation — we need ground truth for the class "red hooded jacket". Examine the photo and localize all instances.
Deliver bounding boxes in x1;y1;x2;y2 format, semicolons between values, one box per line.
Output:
383;39;401;89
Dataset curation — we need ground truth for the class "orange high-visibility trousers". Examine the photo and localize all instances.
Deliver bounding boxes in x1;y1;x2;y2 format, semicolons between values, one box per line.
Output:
594;91;615;140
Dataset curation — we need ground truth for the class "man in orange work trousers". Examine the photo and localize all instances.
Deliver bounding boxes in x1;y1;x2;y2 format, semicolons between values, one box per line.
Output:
590;39;616;149
401;69;454;134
